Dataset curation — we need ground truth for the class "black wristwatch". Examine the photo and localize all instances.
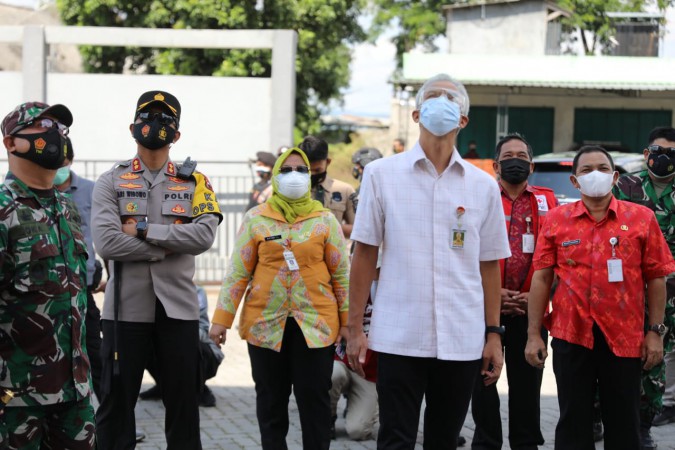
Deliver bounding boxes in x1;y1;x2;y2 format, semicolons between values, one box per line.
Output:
486;325;506;338
136;219;148;240
648;323;667;337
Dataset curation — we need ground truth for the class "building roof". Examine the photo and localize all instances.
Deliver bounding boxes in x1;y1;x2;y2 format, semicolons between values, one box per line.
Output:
401;53;675;91
442;0;564;13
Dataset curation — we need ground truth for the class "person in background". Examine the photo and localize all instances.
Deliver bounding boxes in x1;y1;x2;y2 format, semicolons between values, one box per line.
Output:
139;284;225;407
299;135;356;238
348;73;510;450
328;146;383;442
470;133;557;450
246;151;277;211
613;126;675;449
463;140;480;159
526;146;675;449
209;148;350;450
392;137;406;154
0;101;95;449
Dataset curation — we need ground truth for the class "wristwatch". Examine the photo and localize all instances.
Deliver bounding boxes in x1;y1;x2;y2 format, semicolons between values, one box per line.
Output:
486;325;506;337
136;219;148;240
648;323;667;337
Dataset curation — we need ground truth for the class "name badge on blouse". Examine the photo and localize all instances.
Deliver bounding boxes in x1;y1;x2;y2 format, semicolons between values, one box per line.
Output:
607;237;623;283
283;250;300;271
451;206;466;249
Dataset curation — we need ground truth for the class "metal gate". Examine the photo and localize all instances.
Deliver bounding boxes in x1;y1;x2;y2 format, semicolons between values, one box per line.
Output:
1;159;253;284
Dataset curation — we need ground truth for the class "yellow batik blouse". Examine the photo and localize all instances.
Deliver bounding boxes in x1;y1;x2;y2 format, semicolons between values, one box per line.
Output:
213;203;350;351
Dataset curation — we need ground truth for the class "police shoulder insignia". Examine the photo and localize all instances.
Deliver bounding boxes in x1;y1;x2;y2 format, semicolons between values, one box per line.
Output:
167;162;176;176
132;158;143;172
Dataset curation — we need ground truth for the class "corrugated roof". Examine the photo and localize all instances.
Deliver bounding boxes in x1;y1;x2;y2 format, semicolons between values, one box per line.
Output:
402;53;675;91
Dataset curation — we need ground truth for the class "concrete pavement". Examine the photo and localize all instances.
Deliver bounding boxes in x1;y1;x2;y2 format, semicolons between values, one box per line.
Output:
101;288;675;449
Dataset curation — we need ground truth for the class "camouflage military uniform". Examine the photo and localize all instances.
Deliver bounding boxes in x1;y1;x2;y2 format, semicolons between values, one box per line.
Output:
614;170;675;423
0;175;94;449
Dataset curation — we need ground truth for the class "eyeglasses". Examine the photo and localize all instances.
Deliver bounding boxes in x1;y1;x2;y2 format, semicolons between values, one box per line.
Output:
22;118;69;136
137;111;177;126
421;87;466;110
647;145;675;157
279;166;309;174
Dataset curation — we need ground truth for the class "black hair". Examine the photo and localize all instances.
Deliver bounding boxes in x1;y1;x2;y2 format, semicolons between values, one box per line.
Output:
572;145;615;174
394;137;405;147
648;126;675;145
298;135;329;162
494;133;533;161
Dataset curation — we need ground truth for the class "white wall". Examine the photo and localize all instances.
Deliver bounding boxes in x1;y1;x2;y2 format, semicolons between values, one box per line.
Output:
447;1;548;55
0;72;274;176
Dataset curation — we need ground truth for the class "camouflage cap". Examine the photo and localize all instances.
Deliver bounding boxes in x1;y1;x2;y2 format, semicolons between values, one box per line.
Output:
1;102;73;137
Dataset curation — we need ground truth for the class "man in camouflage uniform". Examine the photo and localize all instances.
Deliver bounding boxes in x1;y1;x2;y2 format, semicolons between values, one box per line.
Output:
0;102;94;449
614;126;675;450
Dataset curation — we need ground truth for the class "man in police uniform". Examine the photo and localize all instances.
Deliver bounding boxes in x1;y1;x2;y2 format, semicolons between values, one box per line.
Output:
298;135;356;237
1;102;95;448
92;91;222;449
245;151;276;211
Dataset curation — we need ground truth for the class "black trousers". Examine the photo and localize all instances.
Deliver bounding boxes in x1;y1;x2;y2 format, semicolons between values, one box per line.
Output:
85;287;102;400
247;318;334;450
471;314;547;450
553;324;641;450
96;300;201;450
376;352;481;450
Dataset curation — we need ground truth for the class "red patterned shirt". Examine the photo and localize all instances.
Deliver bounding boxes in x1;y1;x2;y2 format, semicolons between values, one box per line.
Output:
533;197;675;357
501;187;535;291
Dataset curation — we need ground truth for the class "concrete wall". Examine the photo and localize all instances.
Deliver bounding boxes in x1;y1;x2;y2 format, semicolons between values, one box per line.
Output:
390;86;675;153
446;0;548;55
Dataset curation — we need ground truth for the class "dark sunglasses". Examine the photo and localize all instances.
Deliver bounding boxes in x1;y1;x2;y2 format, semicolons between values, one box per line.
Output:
279;165;309;174
648;145;675;156
137;111;176;125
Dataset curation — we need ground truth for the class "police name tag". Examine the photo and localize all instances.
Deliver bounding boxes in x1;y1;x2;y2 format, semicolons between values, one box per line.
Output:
522;233;535;253
607;258;623;283
283;250;300;271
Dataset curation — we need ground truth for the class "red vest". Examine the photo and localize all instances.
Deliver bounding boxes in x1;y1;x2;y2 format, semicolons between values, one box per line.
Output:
499;185;558;293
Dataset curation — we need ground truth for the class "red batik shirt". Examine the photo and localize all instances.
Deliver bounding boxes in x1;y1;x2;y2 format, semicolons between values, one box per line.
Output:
502;187;535;292
533;197;675;357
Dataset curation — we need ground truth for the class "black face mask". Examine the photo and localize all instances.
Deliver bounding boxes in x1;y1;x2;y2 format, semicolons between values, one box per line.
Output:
12;128;67;170
499;158;531;184
648;154;675;178
132;118;176;150
311;171;327;188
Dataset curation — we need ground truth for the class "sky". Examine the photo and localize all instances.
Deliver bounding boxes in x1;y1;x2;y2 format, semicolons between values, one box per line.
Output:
4;0;675;119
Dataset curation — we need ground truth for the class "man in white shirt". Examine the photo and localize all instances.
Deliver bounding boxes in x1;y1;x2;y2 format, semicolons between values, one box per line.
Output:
347;73;511;449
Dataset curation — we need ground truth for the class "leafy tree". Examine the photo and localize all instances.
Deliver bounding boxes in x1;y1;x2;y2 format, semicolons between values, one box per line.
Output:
559;0;674;55
56;0;367;133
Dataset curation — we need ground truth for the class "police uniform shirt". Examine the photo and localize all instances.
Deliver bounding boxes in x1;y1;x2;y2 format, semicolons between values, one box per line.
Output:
312;176;356;224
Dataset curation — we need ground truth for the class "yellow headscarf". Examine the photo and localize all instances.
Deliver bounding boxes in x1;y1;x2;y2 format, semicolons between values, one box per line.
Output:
266;147;327;223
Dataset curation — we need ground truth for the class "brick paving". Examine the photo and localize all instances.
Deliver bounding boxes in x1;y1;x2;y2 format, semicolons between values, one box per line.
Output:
95;288;675;449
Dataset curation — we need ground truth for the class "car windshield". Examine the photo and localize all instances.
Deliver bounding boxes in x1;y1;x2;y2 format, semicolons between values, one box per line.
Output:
529;164;579;201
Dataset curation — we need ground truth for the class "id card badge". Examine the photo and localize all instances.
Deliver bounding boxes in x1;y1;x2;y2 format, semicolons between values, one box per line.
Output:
451;229;466;249
283;250;300;271
522;233;535;253
607;258;624;283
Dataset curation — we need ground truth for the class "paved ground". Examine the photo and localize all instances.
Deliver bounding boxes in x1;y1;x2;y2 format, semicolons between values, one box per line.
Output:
96;288;675;449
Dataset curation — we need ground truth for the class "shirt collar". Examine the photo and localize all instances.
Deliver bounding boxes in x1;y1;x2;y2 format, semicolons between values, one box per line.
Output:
409;140;466;175
571;195;619;219
499;182;533;197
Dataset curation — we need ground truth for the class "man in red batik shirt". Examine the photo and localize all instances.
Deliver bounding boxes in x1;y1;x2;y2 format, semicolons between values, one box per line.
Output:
525;146;675;450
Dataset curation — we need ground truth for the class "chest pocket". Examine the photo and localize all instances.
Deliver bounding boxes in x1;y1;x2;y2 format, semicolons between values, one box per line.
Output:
9;223;61;293
162;180;195;223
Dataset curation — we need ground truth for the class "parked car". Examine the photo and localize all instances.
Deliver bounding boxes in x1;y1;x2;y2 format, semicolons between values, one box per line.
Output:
530;151;646;204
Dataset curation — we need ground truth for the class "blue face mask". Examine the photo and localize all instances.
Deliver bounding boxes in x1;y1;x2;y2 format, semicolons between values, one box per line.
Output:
53;166;71;185
419;96;461;137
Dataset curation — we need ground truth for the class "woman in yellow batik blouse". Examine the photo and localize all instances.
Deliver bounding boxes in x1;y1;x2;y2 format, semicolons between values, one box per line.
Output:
209;147;350;450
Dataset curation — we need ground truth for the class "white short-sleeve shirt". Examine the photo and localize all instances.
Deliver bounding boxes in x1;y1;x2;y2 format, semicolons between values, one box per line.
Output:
351;142;511;361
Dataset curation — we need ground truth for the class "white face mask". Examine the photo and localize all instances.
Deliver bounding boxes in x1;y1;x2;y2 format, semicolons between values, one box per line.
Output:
275;171;310;199
575;170;616;197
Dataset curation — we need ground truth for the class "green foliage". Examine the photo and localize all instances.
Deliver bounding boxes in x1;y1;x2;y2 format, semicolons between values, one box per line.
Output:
55;0;367;134
558;0;673;55
370;0;449;69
